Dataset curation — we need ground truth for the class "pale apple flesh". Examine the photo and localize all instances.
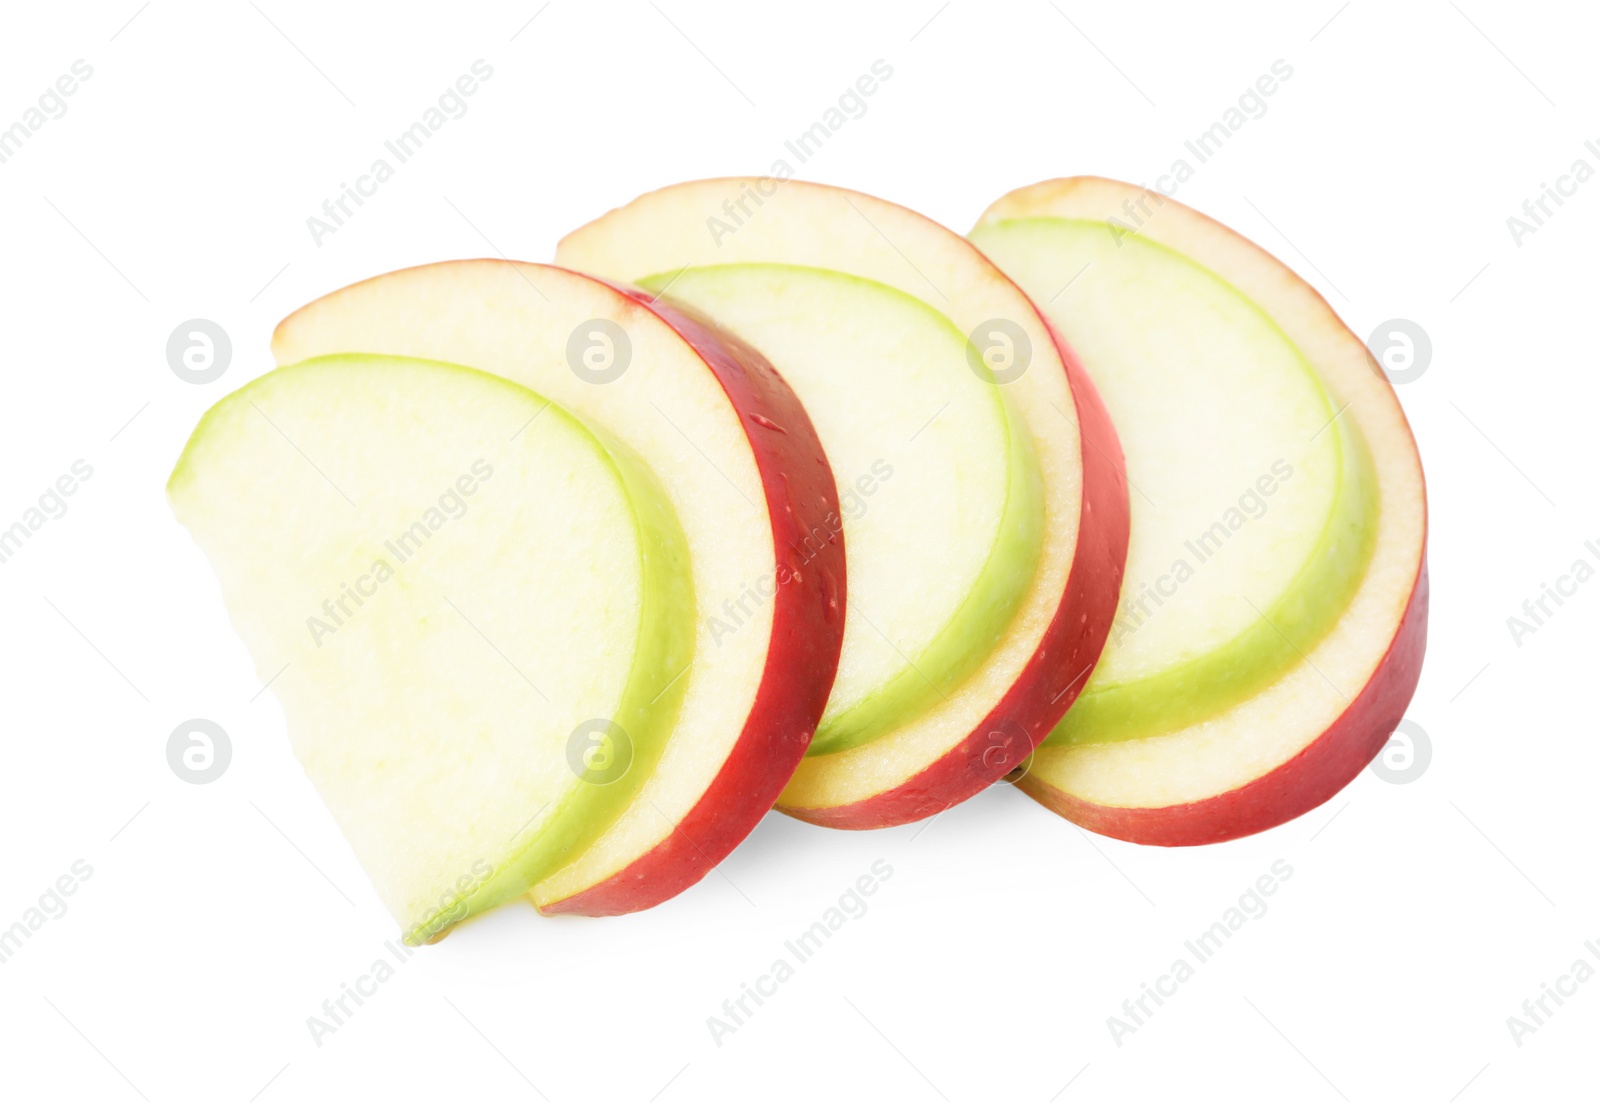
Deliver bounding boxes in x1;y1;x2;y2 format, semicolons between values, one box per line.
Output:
556;178;1130;830
972;178;1427;844
1029;568;1427;845
272;262;845;914
635;263;1044;758
967;217;1379;746
168;355;694;941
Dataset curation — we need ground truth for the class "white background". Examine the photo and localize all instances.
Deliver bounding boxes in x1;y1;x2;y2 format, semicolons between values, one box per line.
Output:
0;1;1593;1101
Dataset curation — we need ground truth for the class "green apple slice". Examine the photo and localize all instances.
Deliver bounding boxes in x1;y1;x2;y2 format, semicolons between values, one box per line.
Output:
968;217;1377;745
636;264;1043;756
168;354;693;942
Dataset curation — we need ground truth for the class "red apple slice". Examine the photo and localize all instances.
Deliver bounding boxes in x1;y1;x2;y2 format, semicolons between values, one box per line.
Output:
973;178;1428;845
272;262;844;914
557;179;1130;829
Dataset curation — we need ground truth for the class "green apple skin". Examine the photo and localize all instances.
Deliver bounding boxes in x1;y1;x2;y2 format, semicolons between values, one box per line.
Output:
401;410;697;944
1052;412;1376;747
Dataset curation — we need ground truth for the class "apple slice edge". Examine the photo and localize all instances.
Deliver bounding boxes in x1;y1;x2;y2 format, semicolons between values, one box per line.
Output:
538;286;847;914
979;177;1429;844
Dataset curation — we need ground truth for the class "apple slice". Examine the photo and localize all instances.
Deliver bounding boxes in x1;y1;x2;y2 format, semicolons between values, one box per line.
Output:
272;262;844;914
970;216;1378;744
558;179;1130;829
633;264;1045;759
168;354;695;941
971;178;1427;845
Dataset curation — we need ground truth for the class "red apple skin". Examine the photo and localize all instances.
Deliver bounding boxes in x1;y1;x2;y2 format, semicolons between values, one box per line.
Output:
540;288;846;916
1019;555;1429;846
778;320;1131;830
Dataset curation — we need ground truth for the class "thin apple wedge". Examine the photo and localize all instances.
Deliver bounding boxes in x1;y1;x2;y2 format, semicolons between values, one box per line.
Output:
272;262;845;914
168;354;694;941
558;179;1130;829
632;264;1045;760
971;177;1428;845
